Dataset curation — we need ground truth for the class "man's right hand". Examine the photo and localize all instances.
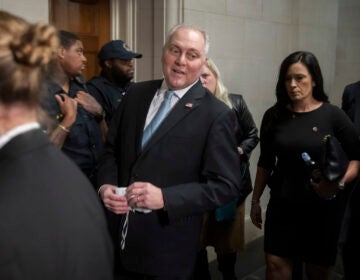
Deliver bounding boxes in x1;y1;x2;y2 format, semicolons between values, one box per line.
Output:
55;94;77;127
99;184;132;214
250;202;262;229
50;94;78;148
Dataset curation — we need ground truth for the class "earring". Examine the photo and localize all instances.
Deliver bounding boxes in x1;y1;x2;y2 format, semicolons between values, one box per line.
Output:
312;82;316;87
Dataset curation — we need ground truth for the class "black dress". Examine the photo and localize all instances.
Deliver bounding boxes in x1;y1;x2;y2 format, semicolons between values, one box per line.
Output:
258;102;360;266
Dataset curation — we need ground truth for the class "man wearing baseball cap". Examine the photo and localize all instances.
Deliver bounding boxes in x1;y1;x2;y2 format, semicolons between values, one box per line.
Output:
87;40;142;126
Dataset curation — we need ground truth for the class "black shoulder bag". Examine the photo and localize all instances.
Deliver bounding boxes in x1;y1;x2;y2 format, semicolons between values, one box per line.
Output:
321;134;349;182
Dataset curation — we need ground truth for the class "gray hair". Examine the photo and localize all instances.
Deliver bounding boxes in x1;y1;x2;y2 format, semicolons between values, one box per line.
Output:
165;24;209;55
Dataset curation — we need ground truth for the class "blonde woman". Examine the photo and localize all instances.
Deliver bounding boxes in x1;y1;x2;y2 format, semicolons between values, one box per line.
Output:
195;58;259;280
0;10;113;279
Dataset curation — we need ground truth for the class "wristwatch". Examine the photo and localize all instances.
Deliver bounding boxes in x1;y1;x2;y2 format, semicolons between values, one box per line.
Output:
338;180;345;190
95;110;106;122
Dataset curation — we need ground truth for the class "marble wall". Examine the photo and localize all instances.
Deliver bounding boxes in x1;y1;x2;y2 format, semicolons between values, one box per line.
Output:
0;0;48;23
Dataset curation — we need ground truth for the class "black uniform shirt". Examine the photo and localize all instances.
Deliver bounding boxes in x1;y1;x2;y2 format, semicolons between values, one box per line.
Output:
87;74;132;126
42;78;103;180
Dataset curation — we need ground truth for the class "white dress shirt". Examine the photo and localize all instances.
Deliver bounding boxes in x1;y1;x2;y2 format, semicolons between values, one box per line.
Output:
143;80;199;129
0;122;40;150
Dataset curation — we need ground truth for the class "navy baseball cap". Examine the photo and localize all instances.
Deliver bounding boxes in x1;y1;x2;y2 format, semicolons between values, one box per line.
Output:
98;40;142;60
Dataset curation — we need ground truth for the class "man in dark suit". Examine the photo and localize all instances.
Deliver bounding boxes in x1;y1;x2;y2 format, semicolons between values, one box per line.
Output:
341;80;360;279
97;24;243;279
342;81;360;134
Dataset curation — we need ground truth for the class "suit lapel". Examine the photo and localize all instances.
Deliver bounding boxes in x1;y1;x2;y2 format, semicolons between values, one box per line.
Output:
141;81;206;154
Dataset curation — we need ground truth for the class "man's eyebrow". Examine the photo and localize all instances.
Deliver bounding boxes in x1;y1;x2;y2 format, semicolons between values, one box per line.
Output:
187;48;201;53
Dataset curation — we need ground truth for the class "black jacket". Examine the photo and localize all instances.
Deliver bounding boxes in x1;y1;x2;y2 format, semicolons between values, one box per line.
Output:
229;93;259;204
0;129;113;280
229;93;259;162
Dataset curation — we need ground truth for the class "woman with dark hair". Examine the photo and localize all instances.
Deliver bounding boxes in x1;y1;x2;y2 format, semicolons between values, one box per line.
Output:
275;51;328;107
250;51;360;279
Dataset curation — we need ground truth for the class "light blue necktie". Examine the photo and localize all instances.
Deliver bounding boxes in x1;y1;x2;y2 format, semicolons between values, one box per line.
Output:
141;90;175;148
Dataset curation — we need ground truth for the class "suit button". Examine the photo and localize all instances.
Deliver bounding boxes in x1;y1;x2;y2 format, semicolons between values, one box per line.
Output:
132;174;138;180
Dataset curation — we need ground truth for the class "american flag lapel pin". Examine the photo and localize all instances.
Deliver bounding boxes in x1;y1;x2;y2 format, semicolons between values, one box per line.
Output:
185;103;193;108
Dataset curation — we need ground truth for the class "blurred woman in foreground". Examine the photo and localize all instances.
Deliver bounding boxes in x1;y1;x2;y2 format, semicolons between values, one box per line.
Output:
0;10;113;279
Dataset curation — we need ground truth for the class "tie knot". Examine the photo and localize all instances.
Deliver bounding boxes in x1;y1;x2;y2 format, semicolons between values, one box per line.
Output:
165;90;175;100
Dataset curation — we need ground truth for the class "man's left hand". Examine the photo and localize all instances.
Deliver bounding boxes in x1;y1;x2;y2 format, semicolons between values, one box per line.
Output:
126;182;165;210
75;91;103;117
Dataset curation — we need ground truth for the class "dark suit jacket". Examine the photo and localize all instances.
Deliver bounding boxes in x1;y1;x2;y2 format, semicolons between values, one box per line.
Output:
0;129;113;280
342;81;360;134
96;79;242;278
341;81;360;276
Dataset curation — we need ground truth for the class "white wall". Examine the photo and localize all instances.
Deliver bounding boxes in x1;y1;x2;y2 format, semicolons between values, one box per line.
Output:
0;0;48;23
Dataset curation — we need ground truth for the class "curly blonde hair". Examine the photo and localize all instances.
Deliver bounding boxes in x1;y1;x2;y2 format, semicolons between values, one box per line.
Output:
205;58;232;108
0;10;58;107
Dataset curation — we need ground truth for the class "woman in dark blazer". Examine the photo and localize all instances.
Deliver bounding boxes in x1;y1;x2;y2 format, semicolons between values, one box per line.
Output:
0;10;113;280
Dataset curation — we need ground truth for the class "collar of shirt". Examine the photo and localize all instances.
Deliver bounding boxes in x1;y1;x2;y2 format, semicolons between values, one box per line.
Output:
0;122;40;150
158;79;199;99
144;79;199;128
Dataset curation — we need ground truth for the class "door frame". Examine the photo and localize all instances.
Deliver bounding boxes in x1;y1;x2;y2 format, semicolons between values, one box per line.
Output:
111;0;183;81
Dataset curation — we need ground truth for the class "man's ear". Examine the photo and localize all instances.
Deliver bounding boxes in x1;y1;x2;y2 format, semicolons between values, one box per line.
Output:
58;47;66;59
104;60;112;69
